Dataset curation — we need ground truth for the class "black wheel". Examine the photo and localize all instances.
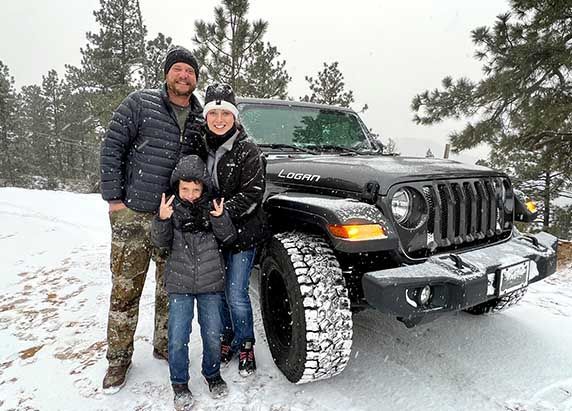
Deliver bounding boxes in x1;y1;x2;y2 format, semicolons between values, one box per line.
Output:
465;287;528;315
260;232;353;384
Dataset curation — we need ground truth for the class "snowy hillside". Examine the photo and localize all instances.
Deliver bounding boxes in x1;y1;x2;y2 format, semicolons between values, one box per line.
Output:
1;188;572;411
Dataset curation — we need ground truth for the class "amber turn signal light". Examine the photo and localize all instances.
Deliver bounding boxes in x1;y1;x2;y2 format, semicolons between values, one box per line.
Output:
526;200;537;213
327;224;387;241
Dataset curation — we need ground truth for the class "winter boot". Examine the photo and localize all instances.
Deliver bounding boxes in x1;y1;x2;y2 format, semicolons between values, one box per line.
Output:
102;361;132;394
220;335;234;364
238;341;256;377
206;374;229;399
172;383;194;411
152;347;168;362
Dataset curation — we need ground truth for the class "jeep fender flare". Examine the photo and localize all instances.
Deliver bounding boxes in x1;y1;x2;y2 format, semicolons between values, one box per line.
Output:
264;193;399;253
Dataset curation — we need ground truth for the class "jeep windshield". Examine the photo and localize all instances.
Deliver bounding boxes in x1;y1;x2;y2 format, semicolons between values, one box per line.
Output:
238;102;376;153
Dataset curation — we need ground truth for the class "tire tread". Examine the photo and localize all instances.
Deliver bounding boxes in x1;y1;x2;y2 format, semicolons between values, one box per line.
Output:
275;232;353;384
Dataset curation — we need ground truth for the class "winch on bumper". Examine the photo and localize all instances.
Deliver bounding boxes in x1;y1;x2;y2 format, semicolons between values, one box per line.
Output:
362;231;558;326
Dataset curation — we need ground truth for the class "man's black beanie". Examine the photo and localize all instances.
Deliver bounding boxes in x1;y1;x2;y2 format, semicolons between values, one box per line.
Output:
164;46;200;80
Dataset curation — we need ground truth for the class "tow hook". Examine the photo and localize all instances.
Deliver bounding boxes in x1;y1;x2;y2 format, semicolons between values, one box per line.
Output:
449;253;464;269
521;234;539;247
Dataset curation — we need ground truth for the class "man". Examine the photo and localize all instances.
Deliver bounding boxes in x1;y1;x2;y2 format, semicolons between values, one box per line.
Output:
99;46;203;394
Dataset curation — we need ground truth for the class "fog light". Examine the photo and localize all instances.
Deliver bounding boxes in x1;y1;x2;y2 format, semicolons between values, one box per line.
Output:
526;199;537;213
418;285;432;305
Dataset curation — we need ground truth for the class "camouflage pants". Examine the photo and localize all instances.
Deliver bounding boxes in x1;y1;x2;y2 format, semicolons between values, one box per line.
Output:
105;207;169;366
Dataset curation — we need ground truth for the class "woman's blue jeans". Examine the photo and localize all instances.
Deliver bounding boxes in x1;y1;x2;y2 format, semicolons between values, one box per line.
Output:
168;292;224;384
221;248;257;352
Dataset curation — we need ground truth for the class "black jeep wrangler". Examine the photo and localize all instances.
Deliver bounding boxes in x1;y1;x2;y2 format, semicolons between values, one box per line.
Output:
237;98;558;384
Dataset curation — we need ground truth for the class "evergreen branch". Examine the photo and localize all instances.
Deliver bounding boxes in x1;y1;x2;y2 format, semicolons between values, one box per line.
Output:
200;37;232;59
239;26;265;55
524;131;572;146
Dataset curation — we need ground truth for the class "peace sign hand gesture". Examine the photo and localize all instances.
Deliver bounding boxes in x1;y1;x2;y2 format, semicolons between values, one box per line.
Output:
159;193;175;220
210;198;225;217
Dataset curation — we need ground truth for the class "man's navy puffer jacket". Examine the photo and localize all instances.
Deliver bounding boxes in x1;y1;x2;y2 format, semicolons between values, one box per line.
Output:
100;84;204;212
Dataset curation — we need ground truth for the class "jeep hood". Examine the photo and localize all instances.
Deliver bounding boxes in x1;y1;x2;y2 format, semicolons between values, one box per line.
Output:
266;154;504;196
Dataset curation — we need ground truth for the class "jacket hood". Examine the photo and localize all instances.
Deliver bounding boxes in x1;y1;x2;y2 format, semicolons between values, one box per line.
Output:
170;155;212;195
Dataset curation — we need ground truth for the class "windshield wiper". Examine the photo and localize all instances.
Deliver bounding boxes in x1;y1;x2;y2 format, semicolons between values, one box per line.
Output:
304;144;366;155
257;143;318;154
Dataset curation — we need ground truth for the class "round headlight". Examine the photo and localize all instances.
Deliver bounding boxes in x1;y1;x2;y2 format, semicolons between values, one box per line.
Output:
391;188;411;224
419;285;432;305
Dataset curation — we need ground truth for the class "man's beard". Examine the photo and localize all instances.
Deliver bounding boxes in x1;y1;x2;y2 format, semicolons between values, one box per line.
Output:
167;80;193;97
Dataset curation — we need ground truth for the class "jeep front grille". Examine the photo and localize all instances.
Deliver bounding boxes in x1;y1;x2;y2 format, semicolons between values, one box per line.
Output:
395;177;513;258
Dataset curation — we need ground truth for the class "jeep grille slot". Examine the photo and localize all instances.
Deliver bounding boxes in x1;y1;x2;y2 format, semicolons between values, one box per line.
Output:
422;187;434;233
406;178;512;258
437;185;450;244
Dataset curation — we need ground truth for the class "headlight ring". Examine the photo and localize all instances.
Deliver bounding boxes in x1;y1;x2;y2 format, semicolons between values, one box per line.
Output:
391;188;411;224
391;187;427;229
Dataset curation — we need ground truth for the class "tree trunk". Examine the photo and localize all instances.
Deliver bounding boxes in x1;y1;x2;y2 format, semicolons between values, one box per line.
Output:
543;170;551;228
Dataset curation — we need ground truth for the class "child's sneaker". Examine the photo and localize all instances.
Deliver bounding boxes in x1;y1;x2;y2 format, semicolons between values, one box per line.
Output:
206;374;229;399
220;336;234;364
238;341;256;377
172;383;194;411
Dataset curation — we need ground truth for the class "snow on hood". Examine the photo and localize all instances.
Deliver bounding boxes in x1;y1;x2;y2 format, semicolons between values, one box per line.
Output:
267;154;503;196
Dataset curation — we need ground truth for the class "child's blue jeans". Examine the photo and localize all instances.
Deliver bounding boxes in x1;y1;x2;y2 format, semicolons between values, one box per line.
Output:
168;292;224;384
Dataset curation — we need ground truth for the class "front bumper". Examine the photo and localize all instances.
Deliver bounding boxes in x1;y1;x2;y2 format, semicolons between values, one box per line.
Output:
362;232;558;324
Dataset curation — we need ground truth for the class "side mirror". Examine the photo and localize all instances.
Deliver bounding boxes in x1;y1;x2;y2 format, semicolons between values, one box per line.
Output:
514;189;538;223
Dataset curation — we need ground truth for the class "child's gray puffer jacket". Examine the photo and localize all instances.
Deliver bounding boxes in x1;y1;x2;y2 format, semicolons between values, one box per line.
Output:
151;155;236;294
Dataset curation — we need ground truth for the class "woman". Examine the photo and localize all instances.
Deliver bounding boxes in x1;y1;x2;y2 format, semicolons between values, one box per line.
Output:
199;83;269;377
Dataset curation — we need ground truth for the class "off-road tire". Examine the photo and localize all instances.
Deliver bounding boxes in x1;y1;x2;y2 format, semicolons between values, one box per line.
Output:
260;232;353;384
465;287;528;315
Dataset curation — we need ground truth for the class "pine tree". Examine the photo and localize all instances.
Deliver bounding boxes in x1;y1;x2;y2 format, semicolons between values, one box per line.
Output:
301;62;355;107
20;84;48;178
41;70;68;179
145;33;173;88
60;86;99;185
411;1;572;174
549;205;572;240
0;61;22;185
239;41;290;99
385;137;398;155
193;0;290;97
66;0;147;127
19;71;99;187
481;145;571;229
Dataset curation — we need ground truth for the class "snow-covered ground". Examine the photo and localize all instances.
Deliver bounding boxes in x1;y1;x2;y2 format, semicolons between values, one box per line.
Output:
1;187;572;411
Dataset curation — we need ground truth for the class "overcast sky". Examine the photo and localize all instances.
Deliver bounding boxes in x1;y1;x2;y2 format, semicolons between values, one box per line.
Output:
0;0;510;163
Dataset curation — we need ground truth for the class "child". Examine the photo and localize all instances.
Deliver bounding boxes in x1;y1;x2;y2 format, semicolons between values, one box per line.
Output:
151;154;236;410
